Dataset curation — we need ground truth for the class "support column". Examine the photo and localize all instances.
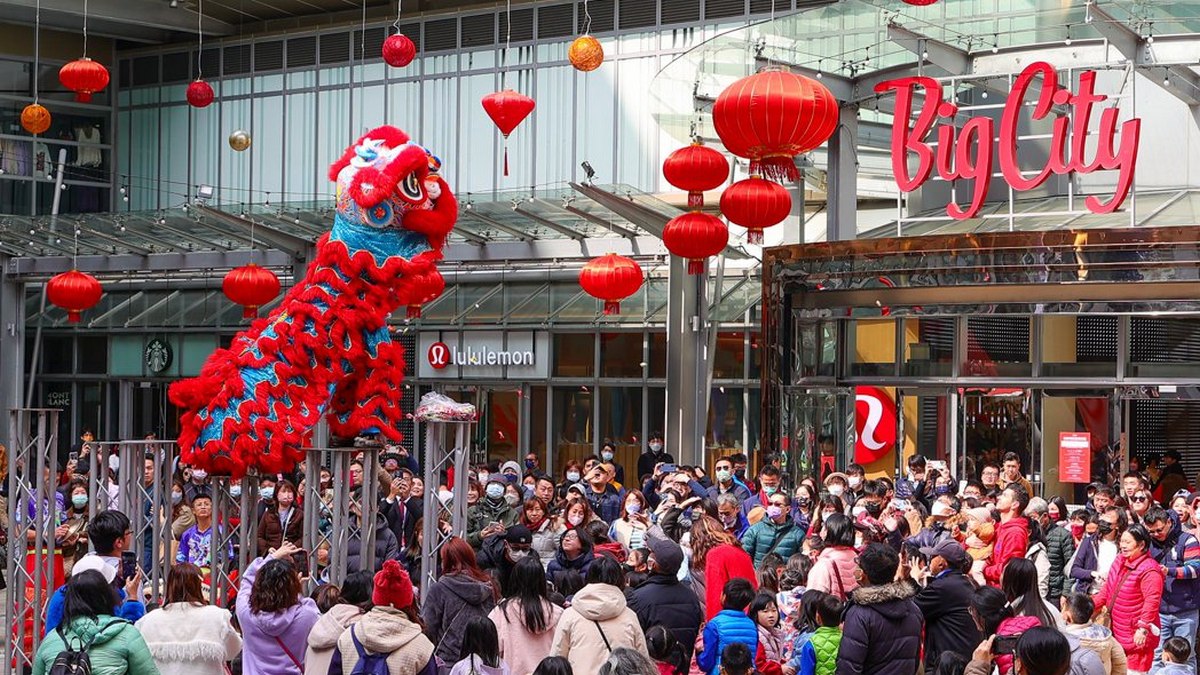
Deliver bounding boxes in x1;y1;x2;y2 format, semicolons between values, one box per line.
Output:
827;105;859;242
0;258;24;448
665;256;710;467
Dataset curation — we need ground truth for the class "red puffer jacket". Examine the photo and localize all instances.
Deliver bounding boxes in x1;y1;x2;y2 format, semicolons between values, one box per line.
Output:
1093;550;1165;672
984;516;1029;586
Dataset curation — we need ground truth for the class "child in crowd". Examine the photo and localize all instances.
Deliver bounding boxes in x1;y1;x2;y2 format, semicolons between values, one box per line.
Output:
697;579;760;675
777;554;812;624
1060;593;1128;675
645;625;688;675
750;592;787;675
1155;637;1195;675
787;589;825;663
448;616;510;675
791;592;843;675
719;643;755;675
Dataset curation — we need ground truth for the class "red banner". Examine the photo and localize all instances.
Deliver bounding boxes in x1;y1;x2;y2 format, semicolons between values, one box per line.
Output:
1059;432;1092;483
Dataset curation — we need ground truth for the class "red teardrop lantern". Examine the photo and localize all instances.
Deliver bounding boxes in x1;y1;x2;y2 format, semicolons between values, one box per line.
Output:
47;270;102;324
902;0;939;5
712;67;838;182
383;33;416;68
223;264;281;319
579;253;644;315
720;176;792;244
59;57;110;103
663;143;729;209
481;90;535;177
186;80;214;108
662;212;728;275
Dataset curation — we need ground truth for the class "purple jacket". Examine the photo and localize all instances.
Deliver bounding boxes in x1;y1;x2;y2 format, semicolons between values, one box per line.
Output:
236;556;321;675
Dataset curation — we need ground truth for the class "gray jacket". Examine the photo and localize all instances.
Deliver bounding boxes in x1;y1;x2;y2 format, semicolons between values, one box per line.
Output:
421;572;496;665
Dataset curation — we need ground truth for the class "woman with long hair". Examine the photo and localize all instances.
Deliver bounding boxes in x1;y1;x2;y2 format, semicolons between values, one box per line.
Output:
304;570;373;675
136;563;243;675
792;484;818;532
562;498;595;531
257;479;304;553
609;490;651;553
489;555;563;675
33;570;158;675
806;496;846;538
422;536;499;667
236;541;320;675
689;515;757;620
521;497;566;567
449;616;510;675
1092;524;1164;674
329;560;436;675
1000;558;1060;627
806;513;858;601
970;586;1035;675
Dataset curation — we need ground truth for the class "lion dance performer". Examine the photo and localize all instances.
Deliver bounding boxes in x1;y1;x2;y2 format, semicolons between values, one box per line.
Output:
169;125;456;477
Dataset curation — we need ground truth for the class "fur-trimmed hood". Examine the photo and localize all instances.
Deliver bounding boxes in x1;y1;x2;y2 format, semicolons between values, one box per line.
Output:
848;581;917;619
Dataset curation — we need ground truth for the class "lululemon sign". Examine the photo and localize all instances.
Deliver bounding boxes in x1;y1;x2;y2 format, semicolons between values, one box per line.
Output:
418;331;550;379
855;386;897;464
428;342;451;370
875;61;1141;220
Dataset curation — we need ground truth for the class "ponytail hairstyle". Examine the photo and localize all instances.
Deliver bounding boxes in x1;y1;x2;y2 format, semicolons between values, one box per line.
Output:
645;624;688;675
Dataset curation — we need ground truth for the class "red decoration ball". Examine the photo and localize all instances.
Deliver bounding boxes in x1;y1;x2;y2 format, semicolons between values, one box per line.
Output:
47;270;103;323
186;80;214;108
579;253;644;315
383;34;417;68
902;0;939;5
720;176;792;243
662;212;728;275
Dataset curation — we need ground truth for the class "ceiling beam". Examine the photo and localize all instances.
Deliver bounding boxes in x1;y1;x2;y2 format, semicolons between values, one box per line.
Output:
1087;1;1200;107
511;206;585;241
886;23;971;76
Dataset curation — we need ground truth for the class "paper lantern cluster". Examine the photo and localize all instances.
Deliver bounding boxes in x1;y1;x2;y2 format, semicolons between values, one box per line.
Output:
579;253;644;315
223;264;281;319
48;270;103;324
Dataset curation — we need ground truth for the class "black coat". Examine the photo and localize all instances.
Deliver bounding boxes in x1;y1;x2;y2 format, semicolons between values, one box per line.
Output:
835;581;924;675
911;573;982;668
627;574;704;663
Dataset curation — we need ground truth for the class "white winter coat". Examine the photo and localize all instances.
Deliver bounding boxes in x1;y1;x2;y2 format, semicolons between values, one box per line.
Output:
135;603;242;675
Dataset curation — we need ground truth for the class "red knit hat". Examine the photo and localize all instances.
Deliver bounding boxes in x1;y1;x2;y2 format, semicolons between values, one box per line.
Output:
373;559;415;609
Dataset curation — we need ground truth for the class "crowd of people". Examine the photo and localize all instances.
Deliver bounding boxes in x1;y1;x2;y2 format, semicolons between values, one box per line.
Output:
11;433;1200;675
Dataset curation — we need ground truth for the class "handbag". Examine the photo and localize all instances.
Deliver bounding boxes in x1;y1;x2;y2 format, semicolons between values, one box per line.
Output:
273;636;304;674
594;621;613;653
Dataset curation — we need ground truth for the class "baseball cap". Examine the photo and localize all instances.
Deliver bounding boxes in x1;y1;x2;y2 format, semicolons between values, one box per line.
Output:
919;539;968;567
505;524;532;546
646;536;685;576
71;554;117;583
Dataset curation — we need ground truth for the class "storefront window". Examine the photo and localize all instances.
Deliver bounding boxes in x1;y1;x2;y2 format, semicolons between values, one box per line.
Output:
42;336;74;374
749;333;762;380
964;316;1031;377
649;333;666;379
903;317;954;376
1044;392;1113;503
1042;315;1117;377
554;334;594;377
708;387;744;452
713;332;745;380
552;386;592;447
793;317;836;380
647;387;666;443
599;387;642;473
601;333;643;378
530;386;547;467
78;337;108;374
848;319;897;377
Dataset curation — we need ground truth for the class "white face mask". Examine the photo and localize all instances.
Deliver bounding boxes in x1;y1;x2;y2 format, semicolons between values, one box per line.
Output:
478;471;490;483
568;513;584;526
566;471;581;483
601;450;614;462
192;469;208;480
438;489;454;504
486;484;505;500
829;485;845;497
626;502;642;515
230;485;242;498
504;493;520;507
848;477;862;489
649;442;663;452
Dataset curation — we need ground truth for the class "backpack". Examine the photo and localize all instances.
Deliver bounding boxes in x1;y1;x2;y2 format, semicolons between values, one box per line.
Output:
349;626;390;675
48;626;98;675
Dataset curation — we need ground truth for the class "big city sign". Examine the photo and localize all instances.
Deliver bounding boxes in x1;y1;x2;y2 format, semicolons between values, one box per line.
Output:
876;61;1141;220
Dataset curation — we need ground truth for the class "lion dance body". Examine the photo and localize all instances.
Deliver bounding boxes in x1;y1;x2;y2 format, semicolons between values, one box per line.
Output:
169;125;456;477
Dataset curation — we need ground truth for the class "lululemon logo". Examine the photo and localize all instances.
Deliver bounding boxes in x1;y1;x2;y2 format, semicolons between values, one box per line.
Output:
428;342;450;369
854;386;897;463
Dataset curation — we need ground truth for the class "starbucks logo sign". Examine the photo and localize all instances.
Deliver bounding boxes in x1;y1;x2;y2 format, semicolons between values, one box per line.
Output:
145;339;173;374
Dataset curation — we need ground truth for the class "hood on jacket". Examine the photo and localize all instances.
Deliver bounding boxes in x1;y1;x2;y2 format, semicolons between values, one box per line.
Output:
354;606;427;654
308;604;364;649
441;572;496;605
246;598;316;638
998;516;1030;536
63;616;126;646
847;581;916;620
1061;622;1114;641
570;583;628;622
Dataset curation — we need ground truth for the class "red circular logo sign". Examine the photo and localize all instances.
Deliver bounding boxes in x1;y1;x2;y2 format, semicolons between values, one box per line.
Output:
855;386;897;464
428;342;451;369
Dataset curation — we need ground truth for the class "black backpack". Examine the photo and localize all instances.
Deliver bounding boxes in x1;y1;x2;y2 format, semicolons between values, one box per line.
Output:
48;625;99;675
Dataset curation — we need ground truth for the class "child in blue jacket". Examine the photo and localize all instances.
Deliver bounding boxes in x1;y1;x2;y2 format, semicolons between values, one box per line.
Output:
697;578;759;675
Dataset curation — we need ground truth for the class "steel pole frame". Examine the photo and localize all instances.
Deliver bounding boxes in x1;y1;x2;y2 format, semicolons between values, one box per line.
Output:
419;420;471;600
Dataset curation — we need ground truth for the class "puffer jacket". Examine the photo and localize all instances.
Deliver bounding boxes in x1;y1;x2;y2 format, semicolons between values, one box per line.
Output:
1045;522;1076;604
527;519;565;567
346;514;400;574
328;606;435;675
742;518;805;566
1150;520;1200;614
1065;634;1108;675
34;615;159;675
696;610;759;675
755;625;787;675
984;516;1029;586
544;538;595;582
807;546;858;601
1093;551;1164;672
304;604;363;675
550;583;648;675
627;574;704;665
422;572;497;666
467;498;518;548
834;581;922;675
994;615;1041;675
488;599;563;675
1061;622;1129;675
136;603;242;675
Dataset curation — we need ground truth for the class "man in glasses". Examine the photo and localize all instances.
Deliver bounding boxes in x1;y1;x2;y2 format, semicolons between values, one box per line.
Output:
1129;490;1154;525
741;492;804;566
1146;507;1200;672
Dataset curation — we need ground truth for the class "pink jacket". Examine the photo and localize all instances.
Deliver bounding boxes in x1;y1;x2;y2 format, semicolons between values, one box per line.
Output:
807;546;858;601
994;615;1041;675
1094;551;1164;672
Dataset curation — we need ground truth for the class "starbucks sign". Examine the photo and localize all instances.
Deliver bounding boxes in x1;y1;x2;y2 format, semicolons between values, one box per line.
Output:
145;339;173;374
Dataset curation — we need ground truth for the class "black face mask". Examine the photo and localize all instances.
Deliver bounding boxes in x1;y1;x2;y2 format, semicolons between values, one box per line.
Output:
864;502;883;517
797;498;812;508
1098;522;1114;535
959;521;969;532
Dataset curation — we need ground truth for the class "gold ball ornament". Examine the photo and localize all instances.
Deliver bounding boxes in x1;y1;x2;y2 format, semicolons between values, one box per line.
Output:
569;35;604;72
21;103;51;135
228;130;252;152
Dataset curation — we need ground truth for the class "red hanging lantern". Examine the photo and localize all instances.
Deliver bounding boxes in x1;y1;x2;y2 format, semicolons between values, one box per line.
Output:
720;176;792;244
662;142;729;209
59;57;110;103
47;270;102;324
383;33;416;68
186;80;214;108
662;212;728;275
902;0;939;5
481;90;535;177
712;67;838;182
579;253;644;315
223;264;281;319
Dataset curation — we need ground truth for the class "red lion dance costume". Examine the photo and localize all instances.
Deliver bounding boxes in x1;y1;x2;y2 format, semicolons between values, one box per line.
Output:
169;125;456;477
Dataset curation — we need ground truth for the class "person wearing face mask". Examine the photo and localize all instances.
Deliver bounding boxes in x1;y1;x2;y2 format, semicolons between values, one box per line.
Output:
557;460;584;502
716;493;750;539
807;513;858;601
835;543;923;675
257;479;304;553
468;477;520;549
610;491;651;552
599;442;626;486
1070;507;1125;595
906;539;982;671
60;479;91;575
183;466;211;506
627;532;704;667
844;464;866;505
742;493;804;566
823;473;850;511
168;479;196;544
791;485;817;534
741;466;783;524
706;457;751;504
637;432;673;484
